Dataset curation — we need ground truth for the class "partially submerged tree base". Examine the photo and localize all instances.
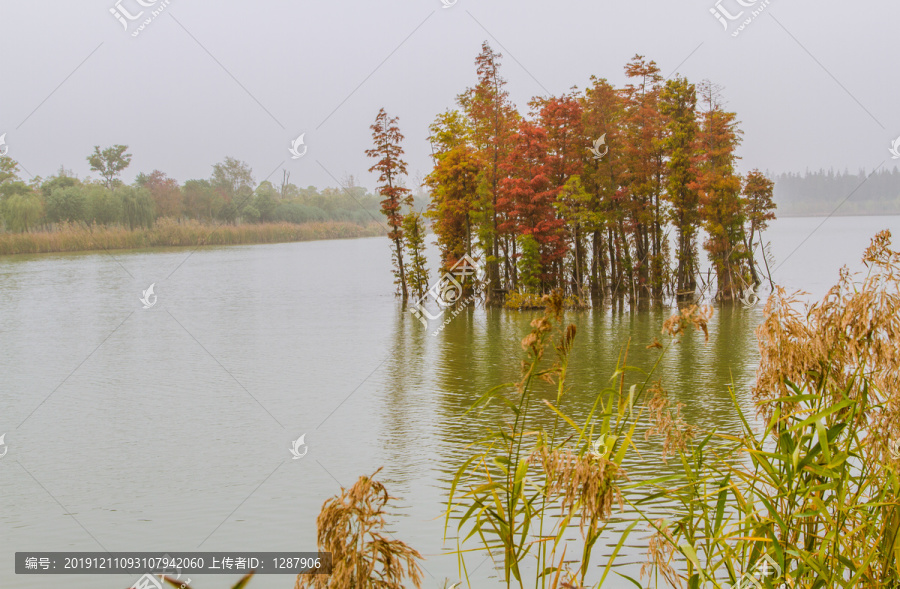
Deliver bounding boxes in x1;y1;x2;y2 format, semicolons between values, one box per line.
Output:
503;290;588;310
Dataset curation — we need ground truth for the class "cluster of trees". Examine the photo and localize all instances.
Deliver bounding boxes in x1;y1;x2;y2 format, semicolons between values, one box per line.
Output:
0;147;403;234
773;168;900;216
370;43;777;304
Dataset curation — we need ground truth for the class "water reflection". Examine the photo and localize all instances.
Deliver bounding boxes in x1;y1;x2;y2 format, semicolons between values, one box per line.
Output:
9;213;887;587
379;300;763;583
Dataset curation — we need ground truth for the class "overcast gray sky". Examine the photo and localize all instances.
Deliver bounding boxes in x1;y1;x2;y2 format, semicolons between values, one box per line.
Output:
1;0;897;191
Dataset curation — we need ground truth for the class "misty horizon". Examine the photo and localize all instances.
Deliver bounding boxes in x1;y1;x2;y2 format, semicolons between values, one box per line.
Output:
1;0;898;191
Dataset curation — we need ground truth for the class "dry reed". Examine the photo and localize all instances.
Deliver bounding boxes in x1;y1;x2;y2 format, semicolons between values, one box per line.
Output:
295;469;423;589
753;229;900;461
0;218;385;255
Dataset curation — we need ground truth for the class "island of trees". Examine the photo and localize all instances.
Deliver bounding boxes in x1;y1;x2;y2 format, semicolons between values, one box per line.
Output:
369;43;776;306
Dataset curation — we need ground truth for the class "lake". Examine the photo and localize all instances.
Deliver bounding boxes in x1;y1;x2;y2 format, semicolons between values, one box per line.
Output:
2;214;899;589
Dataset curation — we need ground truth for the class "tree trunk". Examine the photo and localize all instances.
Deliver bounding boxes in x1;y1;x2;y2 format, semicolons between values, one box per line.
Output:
590;229;600;305
573;222;582;298
395;236;408;300
744;230;760;286
511;237;519;291
652;191;663;300
617;222;632;300
611;228;619;296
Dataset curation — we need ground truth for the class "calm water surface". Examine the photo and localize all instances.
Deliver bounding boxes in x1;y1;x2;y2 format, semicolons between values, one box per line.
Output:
2;215;898;588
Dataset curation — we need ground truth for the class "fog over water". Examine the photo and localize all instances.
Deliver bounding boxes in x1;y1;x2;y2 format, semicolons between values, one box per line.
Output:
0;1;897;191
2;215;898;588
2;0;899;586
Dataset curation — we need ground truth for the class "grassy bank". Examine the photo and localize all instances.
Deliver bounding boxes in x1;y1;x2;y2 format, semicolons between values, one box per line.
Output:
0;218;386;256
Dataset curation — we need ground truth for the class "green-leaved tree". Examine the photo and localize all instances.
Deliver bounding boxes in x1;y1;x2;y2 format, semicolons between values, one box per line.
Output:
87;145;132;188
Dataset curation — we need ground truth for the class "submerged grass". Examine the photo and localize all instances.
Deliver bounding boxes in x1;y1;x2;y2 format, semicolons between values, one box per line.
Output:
503;289;588;310
0;218;385;255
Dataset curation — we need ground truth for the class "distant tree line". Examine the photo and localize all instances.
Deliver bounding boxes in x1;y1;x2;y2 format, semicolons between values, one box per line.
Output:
773;168;900;216
0;147;425;234
369;42;777;305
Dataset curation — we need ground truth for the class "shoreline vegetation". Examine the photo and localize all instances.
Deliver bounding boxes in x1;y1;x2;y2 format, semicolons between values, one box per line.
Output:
0;218;386;256
0;146;421;258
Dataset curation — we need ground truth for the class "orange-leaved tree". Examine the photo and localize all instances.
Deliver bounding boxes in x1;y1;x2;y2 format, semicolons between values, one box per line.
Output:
367;108;413;298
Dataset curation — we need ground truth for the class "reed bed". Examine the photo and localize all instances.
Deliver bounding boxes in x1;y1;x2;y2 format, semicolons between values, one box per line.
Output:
0;218;386;255
442;231;900;588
